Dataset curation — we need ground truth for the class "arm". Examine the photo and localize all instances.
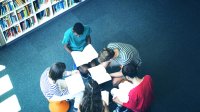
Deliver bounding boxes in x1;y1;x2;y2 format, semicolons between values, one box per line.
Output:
78;105;81;112
103;101;110;112
110;71;123;78
86;35;91;44
109;65;123;77
100;61;111;68
113;96;123;106
64;44;72;54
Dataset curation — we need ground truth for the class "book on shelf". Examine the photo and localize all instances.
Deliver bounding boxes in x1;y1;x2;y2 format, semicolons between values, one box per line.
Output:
71;44;98;67
64;71;85;95
0;1;15;16
36;8;50;20
33;1;40;11
3;25;21;39
88;65;111;84
52;1;65;13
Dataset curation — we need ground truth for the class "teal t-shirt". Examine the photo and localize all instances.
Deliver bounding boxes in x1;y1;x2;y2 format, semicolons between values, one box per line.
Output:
62;26;91;51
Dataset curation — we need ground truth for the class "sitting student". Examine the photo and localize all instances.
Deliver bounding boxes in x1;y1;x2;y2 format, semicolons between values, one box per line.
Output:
112;63;153;112
62;22;92;54
40;62;70;112
78;79;109;112
98;42;142;67
40;62;83;112
98;42;142;86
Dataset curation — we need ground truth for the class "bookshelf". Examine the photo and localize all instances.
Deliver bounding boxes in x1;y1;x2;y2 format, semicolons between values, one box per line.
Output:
0;0;85;46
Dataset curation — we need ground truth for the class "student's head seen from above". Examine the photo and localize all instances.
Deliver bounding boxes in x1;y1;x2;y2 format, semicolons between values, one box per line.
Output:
122;62;140;80
80;79;103;112
49;62;66;82
98;48;115;63
73;22;84;37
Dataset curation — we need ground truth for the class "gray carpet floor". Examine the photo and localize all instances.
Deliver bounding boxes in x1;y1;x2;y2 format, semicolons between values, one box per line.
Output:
0;0;200;111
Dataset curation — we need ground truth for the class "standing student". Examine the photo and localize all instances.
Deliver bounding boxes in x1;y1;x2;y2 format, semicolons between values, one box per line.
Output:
78;79;109;112
98;42;142;86
112;63;153;112
62;22;92;54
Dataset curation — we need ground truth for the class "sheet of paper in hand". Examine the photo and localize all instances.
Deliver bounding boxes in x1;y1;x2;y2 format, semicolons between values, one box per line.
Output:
111;81;134;103
65;71;85;95
71;44;98;67
88;65;111;84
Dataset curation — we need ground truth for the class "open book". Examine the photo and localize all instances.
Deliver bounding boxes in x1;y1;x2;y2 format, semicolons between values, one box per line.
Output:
111;81;133;103
65;71;85;95
88;65;111;84
71;44;98;67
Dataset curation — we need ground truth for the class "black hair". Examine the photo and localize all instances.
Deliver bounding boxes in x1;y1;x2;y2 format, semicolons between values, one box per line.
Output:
122;62;138;78
49;62;66;82
80;79;104;112
78;64;90;78
73;22;84;35
98;48;115;63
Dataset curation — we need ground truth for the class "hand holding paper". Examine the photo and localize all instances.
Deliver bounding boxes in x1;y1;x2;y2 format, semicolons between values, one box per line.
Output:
111;81;134;103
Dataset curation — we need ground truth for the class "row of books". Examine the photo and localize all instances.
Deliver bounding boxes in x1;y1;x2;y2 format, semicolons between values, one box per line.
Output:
13;0;25;7
0;13;17;30
20;16;35;31
33;0;49;12
0;0;15;17
0;0;77;17
0;0;82;42
3;25;21;40
16;4;33;21
52;1;65;14
66;0;74;7
36;8;50;20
